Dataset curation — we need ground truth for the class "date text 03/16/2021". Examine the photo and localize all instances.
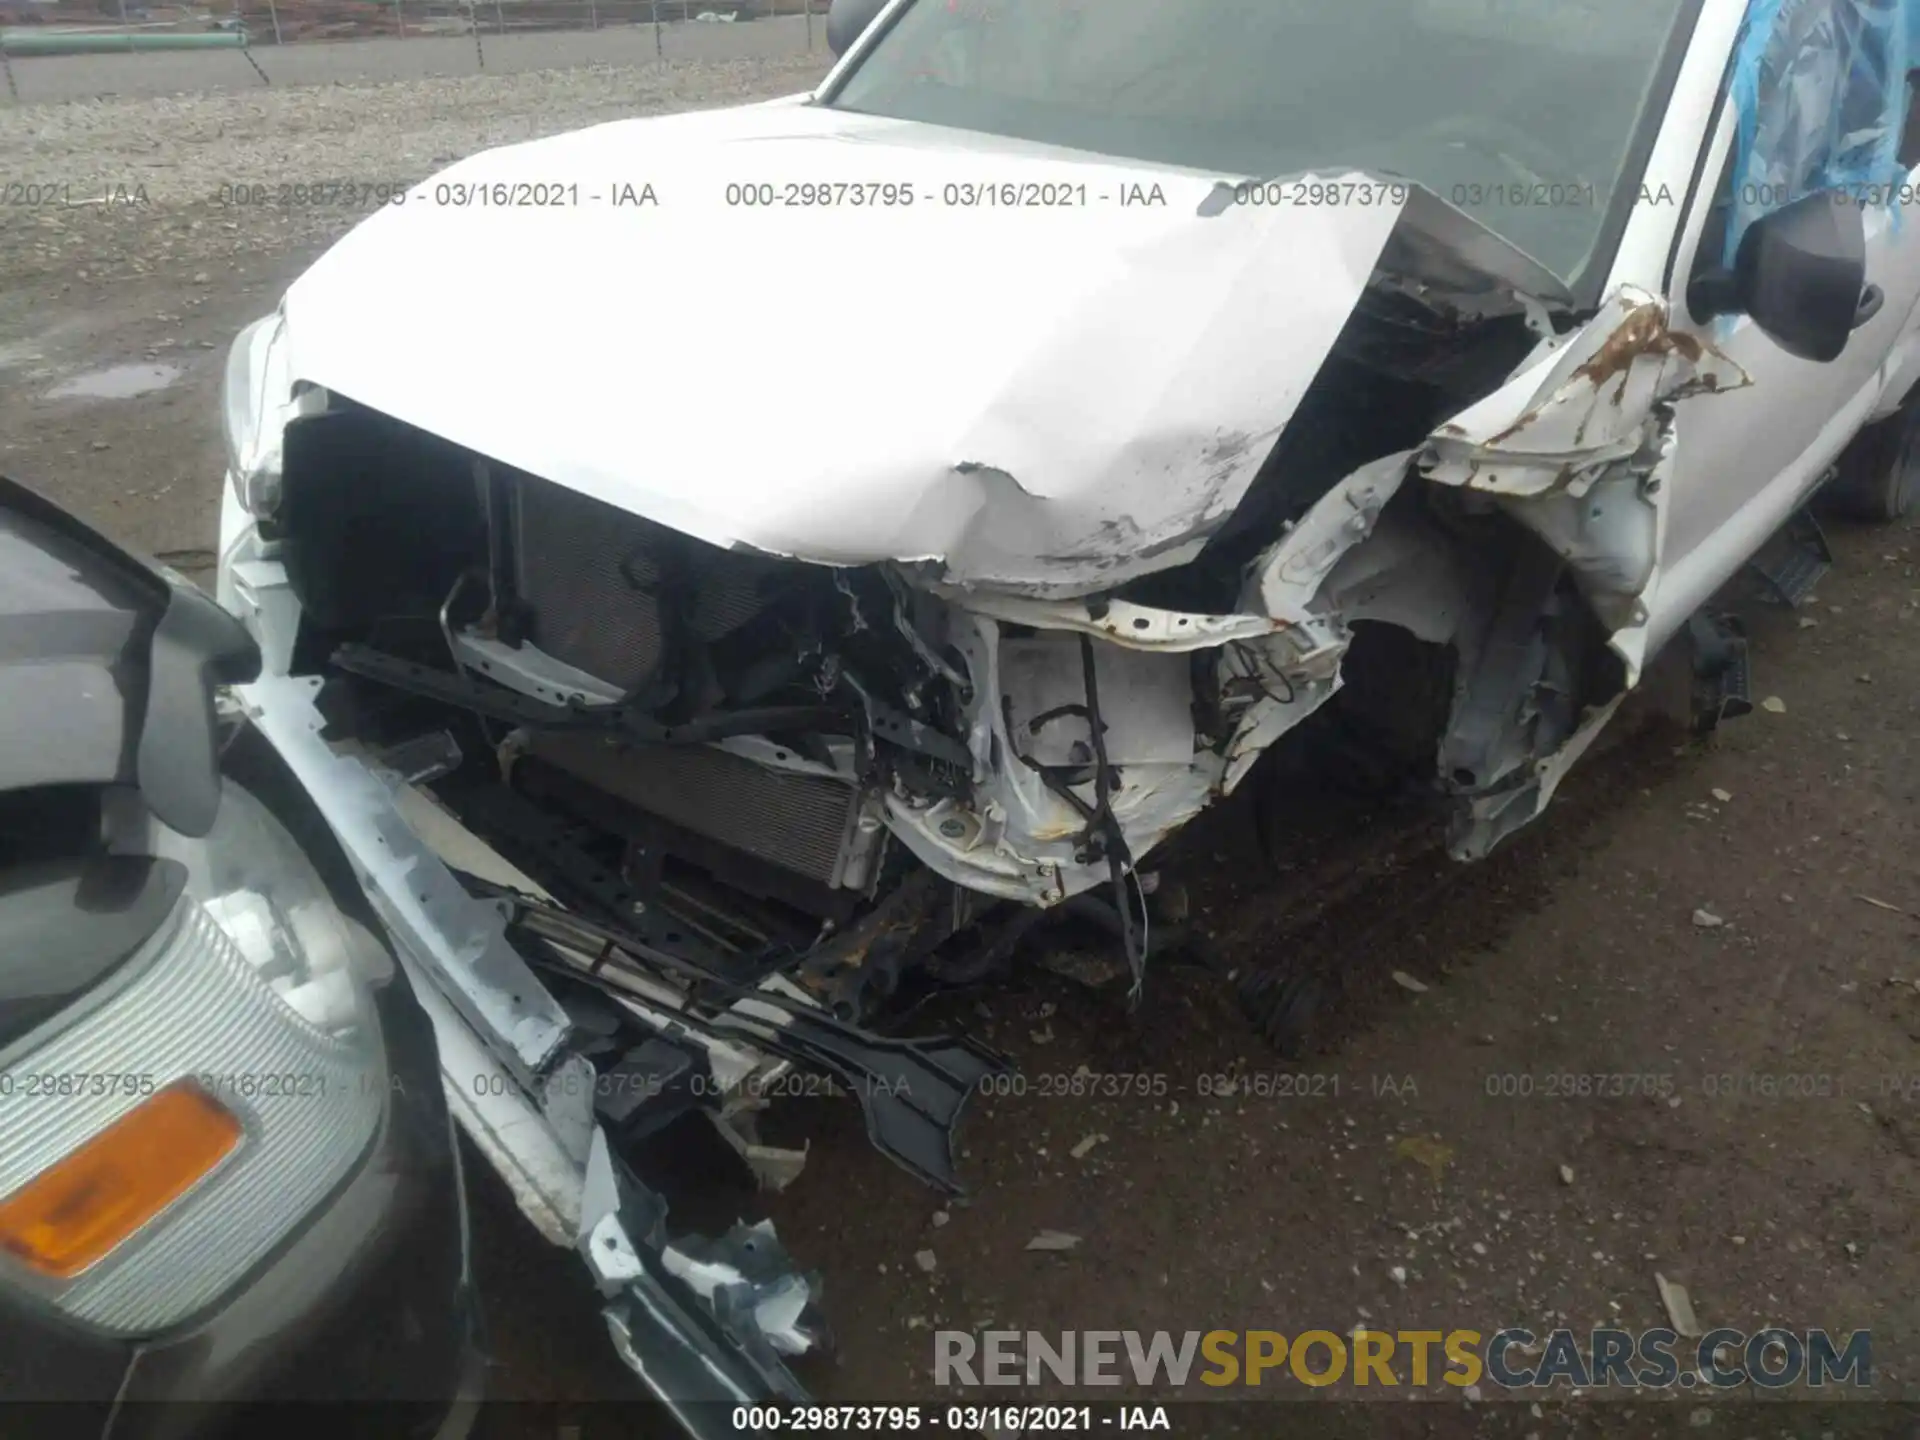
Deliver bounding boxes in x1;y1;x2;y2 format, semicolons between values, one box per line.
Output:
729;1405;1170;1432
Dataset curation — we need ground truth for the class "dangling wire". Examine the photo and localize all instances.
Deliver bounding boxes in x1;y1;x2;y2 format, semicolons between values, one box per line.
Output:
1077;633;1148;1005
1228;639;1296;707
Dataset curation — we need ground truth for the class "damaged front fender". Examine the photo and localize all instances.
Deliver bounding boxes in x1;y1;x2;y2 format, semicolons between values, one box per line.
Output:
1414;287;1749;856
1423;286;1751;681
1427;288;1748;498
888;281;1755;905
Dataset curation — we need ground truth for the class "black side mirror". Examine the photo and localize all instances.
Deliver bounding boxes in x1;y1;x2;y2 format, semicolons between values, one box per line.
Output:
1688;189;1871;363
827;0;889;57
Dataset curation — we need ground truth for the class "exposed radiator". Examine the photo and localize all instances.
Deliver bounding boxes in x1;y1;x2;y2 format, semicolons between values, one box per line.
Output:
525;731;876;890
510;476;778;695
511;479;666;692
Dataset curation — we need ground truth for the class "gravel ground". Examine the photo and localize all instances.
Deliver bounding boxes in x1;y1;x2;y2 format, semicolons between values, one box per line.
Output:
3;52;1919;1440
0;49;831;284
1;16;820;105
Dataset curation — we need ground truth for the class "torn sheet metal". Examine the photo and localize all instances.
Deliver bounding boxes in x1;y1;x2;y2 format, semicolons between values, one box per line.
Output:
708;1103;809;1193
887;476;1379;905
1449;693;1626;861
1425;288;1749;497
884;613;1224;904
1421;286;1750;678
1251;450;1416;618
280;99;1438;597
923;585;1289;652
1308;500;1488;649
577;1131;817;1417
883;618;1338;904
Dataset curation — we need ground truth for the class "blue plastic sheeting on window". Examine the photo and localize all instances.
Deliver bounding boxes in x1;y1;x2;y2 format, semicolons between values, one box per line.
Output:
1724;0;1916;263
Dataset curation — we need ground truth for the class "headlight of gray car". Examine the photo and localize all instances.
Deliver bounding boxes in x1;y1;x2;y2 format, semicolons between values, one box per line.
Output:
0;781;387;1334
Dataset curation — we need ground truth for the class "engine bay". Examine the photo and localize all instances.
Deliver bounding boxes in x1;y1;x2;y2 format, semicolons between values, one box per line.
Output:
268;394;1339;1032
235;255;1675;1243
249;264;1605;1070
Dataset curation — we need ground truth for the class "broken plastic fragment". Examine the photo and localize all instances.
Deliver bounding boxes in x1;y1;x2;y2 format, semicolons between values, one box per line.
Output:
709;1106;810;1192
662;1220;821;1357
1655;1272;1702;1338
1069;1132;1107;1160
1025;1230;1082;1253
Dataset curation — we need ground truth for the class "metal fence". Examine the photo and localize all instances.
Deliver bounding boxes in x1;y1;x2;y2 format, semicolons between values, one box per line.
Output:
0;1;824;101
236;0;819;46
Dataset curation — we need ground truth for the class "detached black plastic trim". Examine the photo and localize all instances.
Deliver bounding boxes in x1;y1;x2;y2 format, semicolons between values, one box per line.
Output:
1;473;261;835
135;584;260;839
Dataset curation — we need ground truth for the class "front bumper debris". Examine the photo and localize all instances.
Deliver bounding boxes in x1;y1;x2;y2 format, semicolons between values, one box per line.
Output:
219;492;1002;1415
229;643;836;1412
578;1131;816;1425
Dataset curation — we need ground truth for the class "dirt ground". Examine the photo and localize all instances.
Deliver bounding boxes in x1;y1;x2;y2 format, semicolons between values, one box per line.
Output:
3;52;1918;1440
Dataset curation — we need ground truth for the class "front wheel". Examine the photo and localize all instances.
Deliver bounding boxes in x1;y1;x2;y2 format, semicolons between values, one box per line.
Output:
1828;400;1920;523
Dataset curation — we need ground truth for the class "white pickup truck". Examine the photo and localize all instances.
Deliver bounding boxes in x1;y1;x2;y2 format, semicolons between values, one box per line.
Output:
212;0;1920;1423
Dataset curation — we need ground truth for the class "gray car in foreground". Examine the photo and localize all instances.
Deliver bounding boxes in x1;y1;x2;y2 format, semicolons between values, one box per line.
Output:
0;473;482;1437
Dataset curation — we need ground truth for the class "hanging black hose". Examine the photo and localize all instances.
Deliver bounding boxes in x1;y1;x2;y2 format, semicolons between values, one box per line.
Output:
995;639;1152;1005
1077;633;1147;1004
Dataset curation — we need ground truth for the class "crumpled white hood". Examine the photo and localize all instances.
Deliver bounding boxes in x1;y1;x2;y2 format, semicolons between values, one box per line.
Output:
282;99;1410;594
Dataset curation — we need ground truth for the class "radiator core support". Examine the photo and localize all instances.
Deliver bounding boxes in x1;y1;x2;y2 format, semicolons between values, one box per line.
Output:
524;730;886;894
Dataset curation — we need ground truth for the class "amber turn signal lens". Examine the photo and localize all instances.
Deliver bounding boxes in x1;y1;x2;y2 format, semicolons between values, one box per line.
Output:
0;1083;241;1279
